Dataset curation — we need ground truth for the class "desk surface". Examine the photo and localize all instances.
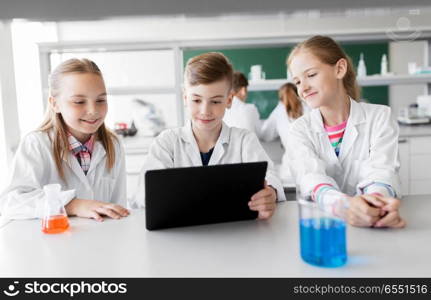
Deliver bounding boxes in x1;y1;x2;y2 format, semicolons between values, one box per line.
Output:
1;195;430;277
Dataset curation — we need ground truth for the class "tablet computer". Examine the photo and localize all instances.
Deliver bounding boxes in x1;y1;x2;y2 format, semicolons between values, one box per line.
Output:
145;161;267;230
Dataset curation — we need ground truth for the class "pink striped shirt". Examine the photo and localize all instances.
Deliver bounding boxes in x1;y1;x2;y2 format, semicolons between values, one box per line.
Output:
324;120;347;157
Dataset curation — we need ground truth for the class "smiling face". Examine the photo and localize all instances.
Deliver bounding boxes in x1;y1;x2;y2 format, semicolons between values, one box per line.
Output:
289;50;347;109
50;73;108;143
184;79;233;134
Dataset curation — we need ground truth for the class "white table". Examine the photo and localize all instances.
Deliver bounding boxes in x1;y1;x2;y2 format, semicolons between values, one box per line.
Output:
0;195;430;277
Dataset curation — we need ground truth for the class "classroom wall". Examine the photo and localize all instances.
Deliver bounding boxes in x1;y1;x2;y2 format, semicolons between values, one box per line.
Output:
183;42;389;119
54;8;431;42
8;9;431;137
184;47;290;119
0;22;21;189
389;40;429;115
52;9;430;118
11;21;57;136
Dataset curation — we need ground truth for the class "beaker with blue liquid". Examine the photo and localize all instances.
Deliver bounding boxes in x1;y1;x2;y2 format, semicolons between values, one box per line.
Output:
297;187;347;268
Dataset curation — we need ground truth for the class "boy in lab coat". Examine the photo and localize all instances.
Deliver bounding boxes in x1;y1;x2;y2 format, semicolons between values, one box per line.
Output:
133;52;285;219
223;71;261;136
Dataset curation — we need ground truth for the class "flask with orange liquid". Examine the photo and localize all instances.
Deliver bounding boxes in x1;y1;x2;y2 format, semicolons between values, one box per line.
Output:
41;184;70;234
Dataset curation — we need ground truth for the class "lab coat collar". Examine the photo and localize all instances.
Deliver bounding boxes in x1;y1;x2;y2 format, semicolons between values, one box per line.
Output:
218;121;230;145
209;122;229;165
87;141;107;174
310;98;366;164
338;99;366;163
50;127;88;184
310;98;366;132
63;140;106;187
64;152;89;186
347;98;366;126
310;108;325;133
180;120;229;145
179;121;229;165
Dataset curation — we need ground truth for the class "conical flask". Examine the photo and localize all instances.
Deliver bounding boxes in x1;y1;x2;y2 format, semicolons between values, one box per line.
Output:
41;184;70;234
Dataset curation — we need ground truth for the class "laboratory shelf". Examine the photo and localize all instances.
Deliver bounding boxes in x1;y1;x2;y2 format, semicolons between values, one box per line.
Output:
247;74;431;91
107;86;176;95
43;86;176;96
358;73;431;86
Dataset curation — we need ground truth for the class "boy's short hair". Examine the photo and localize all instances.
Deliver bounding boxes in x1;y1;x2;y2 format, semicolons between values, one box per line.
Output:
232;71;249;93
184;52;233;89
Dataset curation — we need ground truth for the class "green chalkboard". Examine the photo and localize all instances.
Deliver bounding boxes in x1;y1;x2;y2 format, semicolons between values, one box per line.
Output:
183;42;388;119
342;43;389;106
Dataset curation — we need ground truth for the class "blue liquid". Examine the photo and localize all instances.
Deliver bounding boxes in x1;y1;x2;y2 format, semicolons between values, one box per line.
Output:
300;218;347;267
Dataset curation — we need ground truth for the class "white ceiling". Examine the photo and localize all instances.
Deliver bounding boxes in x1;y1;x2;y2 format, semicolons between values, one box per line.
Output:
1;0;430;21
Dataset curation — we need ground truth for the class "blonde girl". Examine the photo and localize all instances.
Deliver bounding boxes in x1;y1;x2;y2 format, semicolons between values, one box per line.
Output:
0;58;129;221
286;36;405;228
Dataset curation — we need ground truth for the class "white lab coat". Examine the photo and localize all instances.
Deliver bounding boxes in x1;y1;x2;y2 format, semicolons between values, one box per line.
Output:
260;101;309;148
0;130;127;219
223;97;261;137
260;101;309;183
285;99;401;197
133;121;286;208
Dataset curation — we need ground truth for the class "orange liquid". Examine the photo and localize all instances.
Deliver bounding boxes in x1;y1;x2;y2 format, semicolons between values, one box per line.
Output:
42;215;70;234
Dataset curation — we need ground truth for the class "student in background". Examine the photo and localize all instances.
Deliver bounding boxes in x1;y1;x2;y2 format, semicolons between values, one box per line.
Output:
261;82;308;149
0;58;129;221
286;35;405;228
134;53;285;218
260;82;308;183
223;71;261;136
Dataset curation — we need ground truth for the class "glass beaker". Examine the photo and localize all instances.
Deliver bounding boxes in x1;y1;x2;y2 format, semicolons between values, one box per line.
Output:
296;186;347;267
41;184;70;234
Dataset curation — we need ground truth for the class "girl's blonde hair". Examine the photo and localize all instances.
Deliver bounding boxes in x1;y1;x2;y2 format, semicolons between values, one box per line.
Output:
287;35;360;100
38;58;117;181
279;82;303;119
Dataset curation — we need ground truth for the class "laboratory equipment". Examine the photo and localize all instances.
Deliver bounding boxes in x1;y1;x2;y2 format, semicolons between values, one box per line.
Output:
296;186;347;267
41;184;69;234
357;53;367;77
